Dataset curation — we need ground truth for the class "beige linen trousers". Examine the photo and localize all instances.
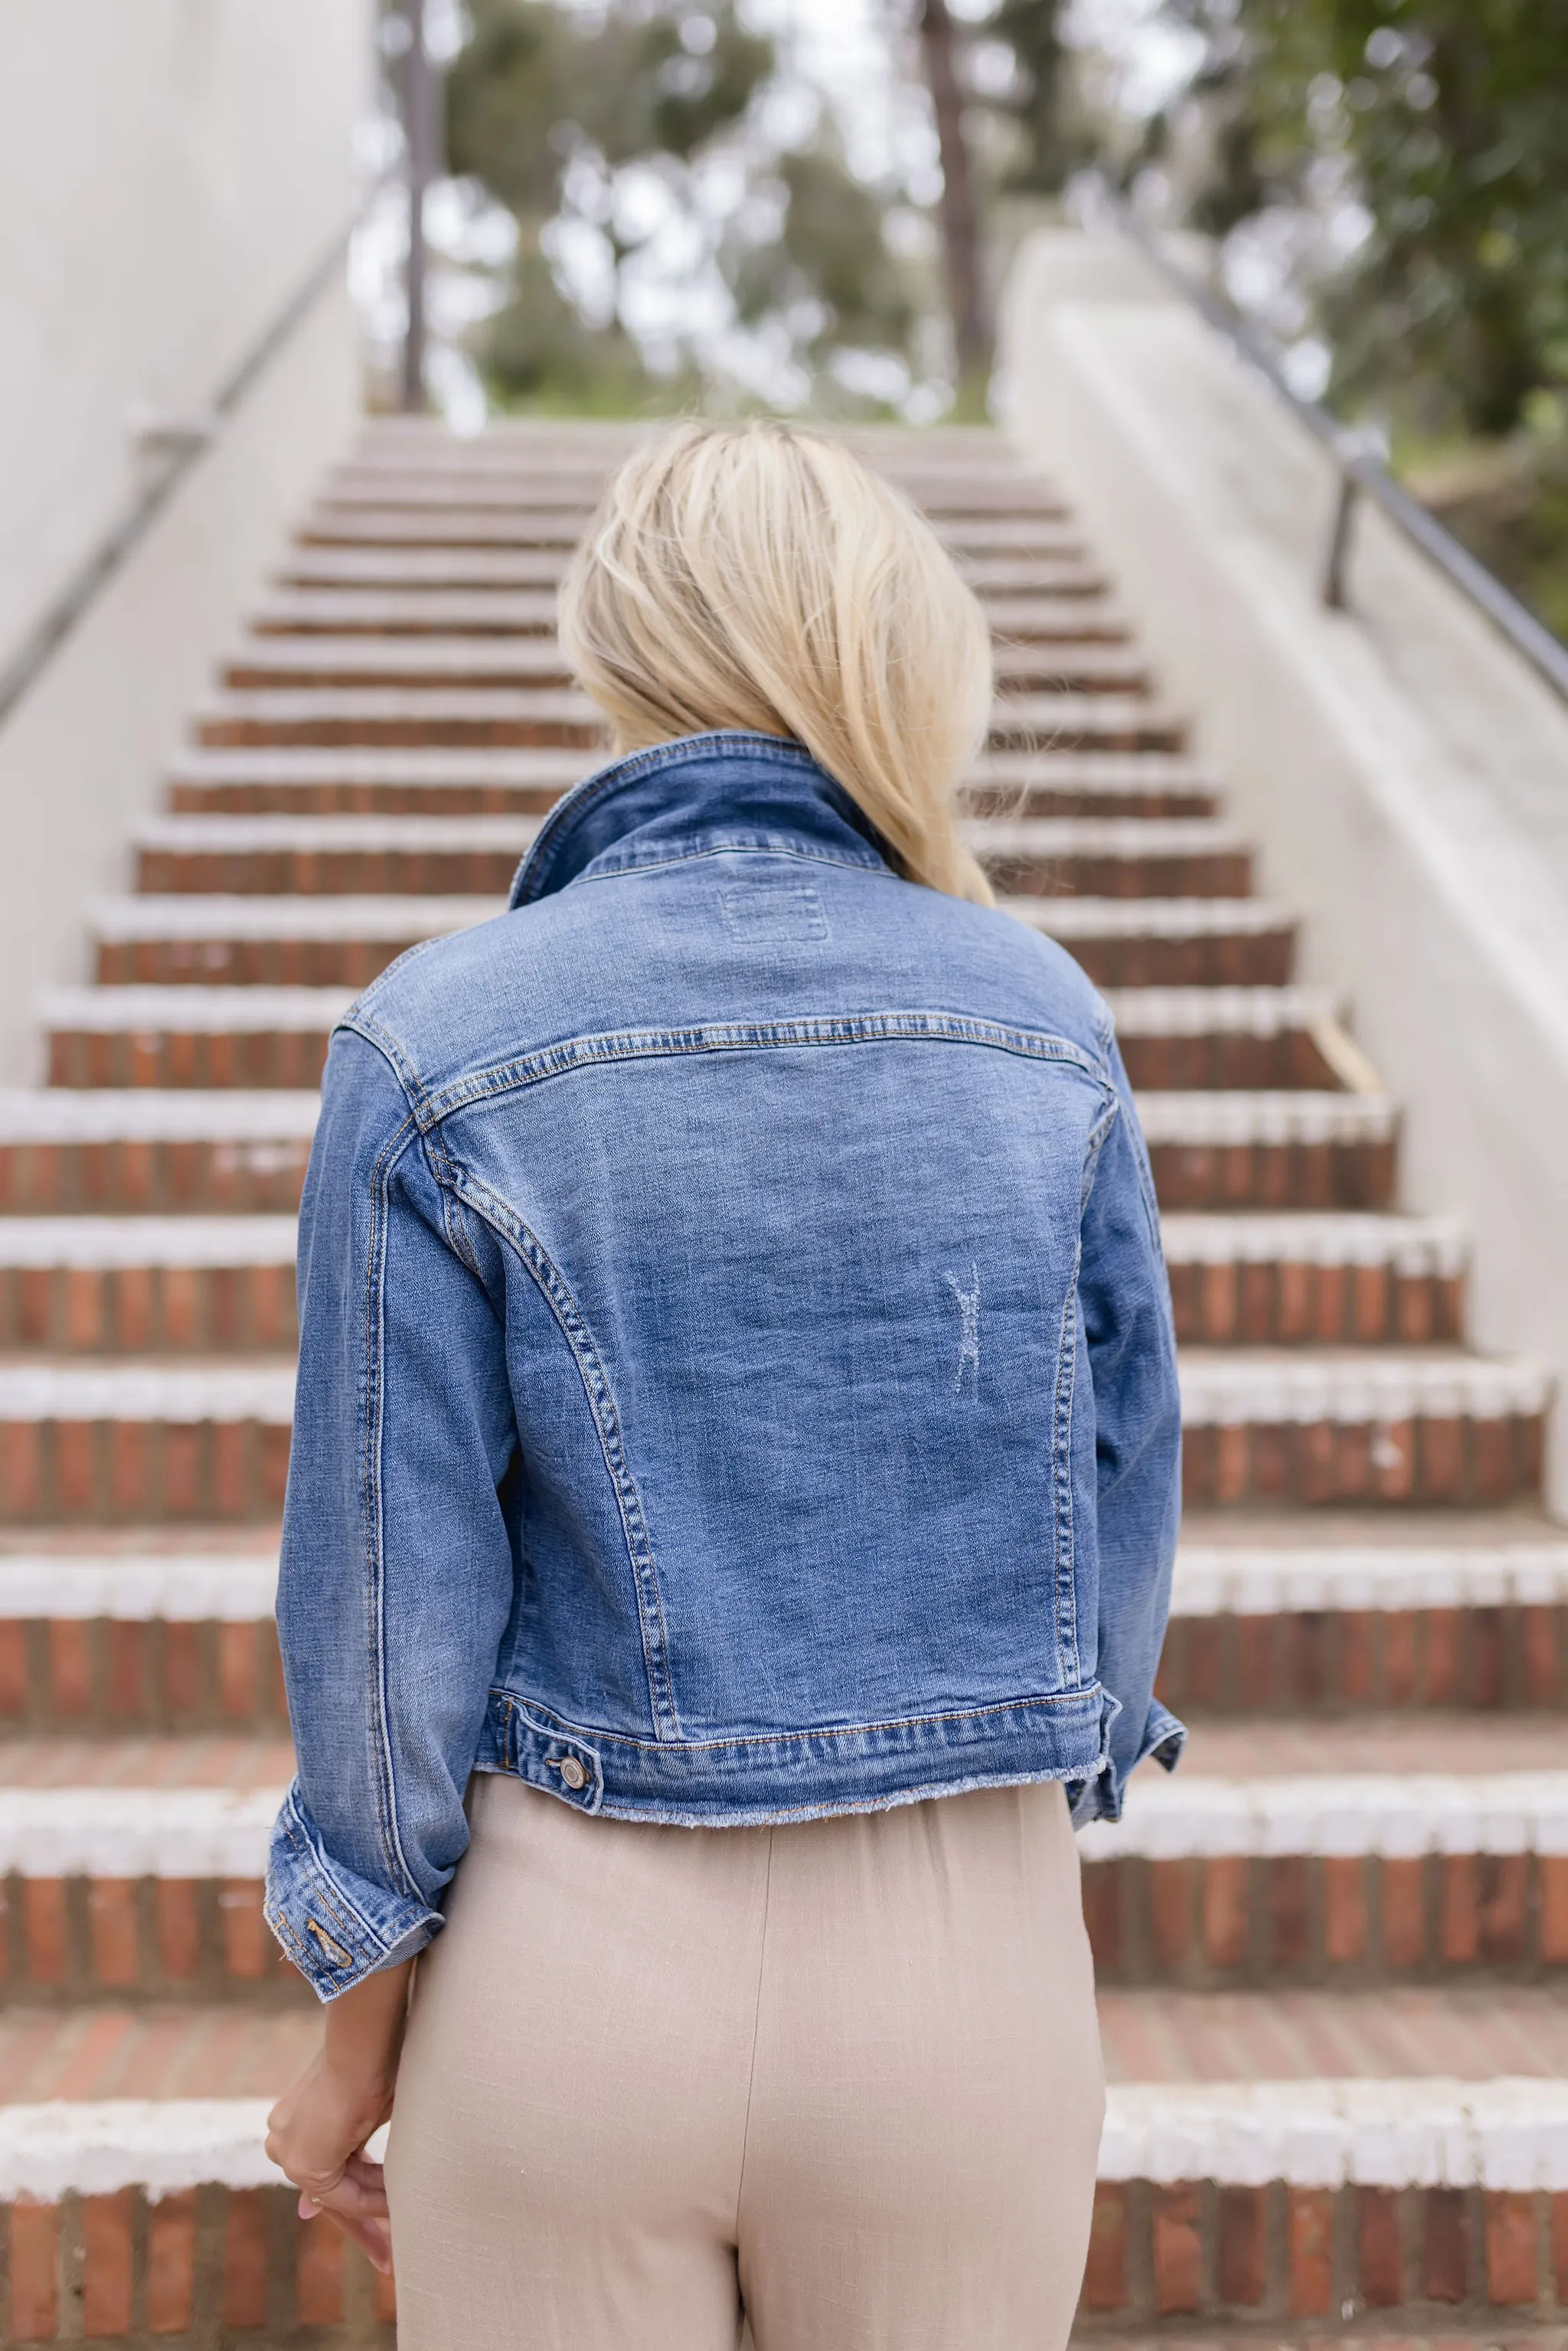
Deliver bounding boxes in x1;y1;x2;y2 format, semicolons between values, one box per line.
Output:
384;1769;1104;2350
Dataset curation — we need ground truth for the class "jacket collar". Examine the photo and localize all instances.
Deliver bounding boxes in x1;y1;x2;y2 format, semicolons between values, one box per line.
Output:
508;730;892;909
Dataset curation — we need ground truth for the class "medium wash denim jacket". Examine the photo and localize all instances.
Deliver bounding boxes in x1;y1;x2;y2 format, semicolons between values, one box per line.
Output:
266;733;1184;1998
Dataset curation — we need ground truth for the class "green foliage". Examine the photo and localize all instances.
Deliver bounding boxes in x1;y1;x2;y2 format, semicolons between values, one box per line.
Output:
983;0;1073;194
1159;0;1568;437
443;0;931;412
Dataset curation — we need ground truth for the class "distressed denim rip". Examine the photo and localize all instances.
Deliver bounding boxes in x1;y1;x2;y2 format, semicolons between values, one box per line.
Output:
265;733;1184;2000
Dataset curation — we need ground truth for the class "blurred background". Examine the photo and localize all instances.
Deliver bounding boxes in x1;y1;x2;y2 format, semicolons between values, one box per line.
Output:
352;0;1568;637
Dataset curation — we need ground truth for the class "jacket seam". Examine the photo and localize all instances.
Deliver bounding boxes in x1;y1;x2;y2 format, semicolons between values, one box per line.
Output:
555;839;890;887
393;1013;1110;1134
452;1170;682;1742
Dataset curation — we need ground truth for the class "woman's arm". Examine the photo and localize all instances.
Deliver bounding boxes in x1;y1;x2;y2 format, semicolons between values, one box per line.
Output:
264;1022;519;1990
1076;1030;1184;1817
265;1958;414;2272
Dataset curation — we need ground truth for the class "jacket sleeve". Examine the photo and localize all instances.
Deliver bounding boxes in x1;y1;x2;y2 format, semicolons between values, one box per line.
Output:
264;1024;520;2000
1072;1031;1184;1824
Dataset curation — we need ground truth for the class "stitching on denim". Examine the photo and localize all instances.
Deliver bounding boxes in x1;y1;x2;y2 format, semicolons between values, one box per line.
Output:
408;1012;1108;1131
1050;1262;1083;1688
486;1680;1102;1755
358;1109;431;1903
562;839;888;887
271;1798;391;1959
457;1173;682;1742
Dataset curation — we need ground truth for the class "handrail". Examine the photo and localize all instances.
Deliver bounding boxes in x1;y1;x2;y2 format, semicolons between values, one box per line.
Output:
0;218;357;735
1088;187;1568;709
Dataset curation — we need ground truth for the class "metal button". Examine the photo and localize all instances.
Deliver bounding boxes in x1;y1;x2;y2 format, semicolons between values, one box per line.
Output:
558;1755;588;1791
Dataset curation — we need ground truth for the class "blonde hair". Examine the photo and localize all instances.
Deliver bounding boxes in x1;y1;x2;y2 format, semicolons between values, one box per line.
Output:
557;421;995;904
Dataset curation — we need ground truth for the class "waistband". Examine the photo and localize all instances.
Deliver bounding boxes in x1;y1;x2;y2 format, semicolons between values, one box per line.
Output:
475;1682;1112;1828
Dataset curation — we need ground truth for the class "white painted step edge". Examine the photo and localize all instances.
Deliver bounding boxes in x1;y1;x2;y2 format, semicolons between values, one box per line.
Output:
6;1773;1568;1878
1171;1540;1568;1616
5;2085;1568;2197
1079;1772;1568;1862
0;1554;279;1620
0;1365;296;1418
0;1216;299;1268
1008;898;1290;939
89;896;502;941
1179;1352;1551;1423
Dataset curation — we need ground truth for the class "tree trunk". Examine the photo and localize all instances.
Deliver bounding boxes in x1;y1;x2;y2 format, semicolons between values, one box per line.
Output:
917;0;990;383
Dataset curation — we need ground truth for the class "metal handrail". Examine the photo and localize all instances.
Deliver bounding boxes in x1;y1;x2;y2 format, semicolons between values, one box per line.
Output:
0;217;357;735
1092;190;1568;708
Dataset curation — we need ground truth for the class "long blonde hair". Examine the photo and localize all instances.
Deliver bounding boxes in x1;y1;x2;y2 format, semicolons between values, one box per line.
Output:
557;421;995;904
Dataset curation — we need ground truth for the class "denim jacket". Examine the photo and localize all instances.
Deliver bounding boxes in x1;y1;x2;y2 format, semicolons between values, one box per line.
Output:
265;733;1184;1999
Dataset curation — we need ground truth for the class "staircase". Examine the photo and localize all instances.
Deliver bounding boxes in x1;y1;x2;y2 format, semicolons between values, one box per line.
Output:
0;418;1564;2346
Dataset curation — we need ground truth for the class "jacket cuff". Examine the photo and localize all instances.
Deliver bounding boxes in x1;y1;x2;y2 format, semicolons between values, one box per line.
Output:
264;1782;443;2003
1069;1697;1187;1827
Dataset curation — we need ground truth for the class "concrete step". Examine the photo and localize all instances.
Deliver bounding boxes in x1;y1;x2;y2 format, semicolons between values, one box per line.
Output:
130;809;1243;898
250;586;562;635
1161;1518;1568;1716
0;1344;1542;1521
297;501;1090;557
93;891;1295;993
42;981;1348;1092
44;990;351;1089
92;893;492;985
1012;896;1295;986
0;1363;293;1523
221;632;1152;699
1179;1350;1550;1507
194;684;599;749
0;1539;283;1733
987;694;1185;754
133;811;538;894
975;816;1250;896
1161;1213;1467;1344
0;1219;297;1353
0;1092;318;1213
0;1088;1396;1215
1140;1092;1400;1210
159;746;1223;820
0;2059;1562;2340
275;543;1115;599
167;744;588;813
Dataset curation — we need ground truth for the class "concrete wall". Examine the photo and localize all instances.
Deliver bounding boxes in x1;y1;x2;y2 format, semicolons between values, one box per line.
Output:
0;0;372;1080
999;228;1568;1515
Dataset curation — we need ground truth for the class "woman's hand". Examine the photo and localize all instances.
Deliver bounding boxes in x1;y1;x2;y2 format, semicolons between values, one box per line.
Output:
266;1958;414;2275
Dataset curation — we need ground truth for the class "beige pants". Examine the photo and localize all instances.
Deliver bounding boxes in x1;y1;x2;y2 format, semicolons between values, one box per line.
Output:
384;1771;1104;2351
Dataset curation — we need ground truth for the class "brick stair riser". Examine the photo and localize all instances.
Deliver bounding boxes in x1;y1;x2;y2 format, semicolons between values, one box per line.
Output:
1148;1138;1396;1213
0;2184;394;2345
221;651;1148;697
1169;1262;1463;1347
988;849;1251;897
1158;1603;1568;1715
1183;1413;1543;1509
132;844;1229;896
44;1025;1342;1095
0;1616;286;1733
0;1425;288;1524
0;1134;1397;1216
159;776;1214;820
987;712;1184;756
196;708;598;750
0;1269;293;1353
1080;2178;1568;2330
0;1876;302;2004
48;1031;330;1092
93;924;1296;991
0;1141;309;1216
1084;1850;1568;1987
3;2180;1568;2345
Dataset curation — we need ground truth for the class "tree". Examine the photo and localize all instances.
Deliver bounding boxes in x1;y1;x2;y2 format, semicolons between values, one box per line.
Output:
444;0;933;411
1153;0;1568;437
916;0;991;383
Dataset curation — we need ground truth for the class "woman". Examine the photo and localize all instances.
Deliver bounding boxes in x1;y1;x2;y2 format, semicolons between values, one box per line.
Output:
263;420;1183;2350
